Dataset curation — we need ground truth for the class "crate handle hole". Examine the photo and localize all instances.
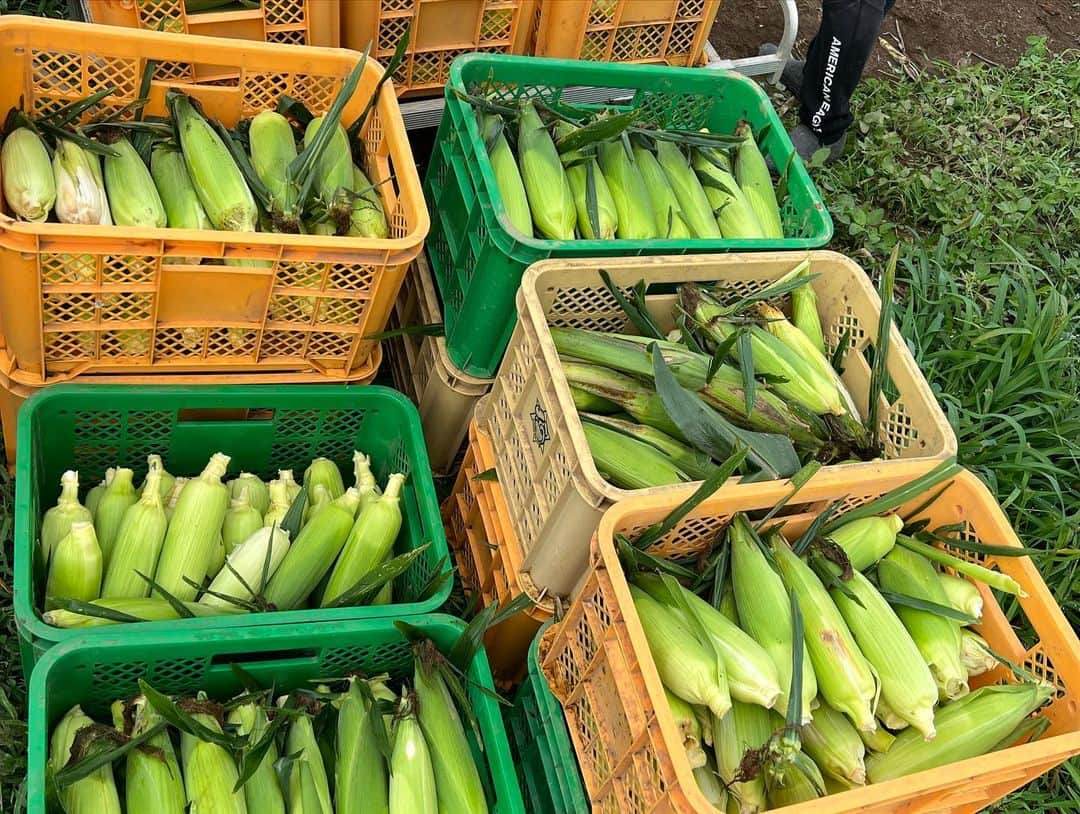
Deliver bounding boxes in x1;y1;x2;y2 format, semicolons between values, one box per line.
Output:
209;647;319;668
177;407;276;423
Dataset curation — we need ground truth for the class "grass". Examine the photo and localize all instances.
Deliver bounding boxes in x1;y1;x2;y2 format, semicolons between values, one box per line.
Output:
0;17;1075;813
810;39;1079;809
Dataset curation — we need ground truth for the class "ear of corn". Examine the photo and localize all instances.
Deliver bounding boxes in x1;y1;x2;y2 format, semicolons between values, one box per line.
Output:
517;101;576;240
304;117;356;232
801;701;867;787
249;110;298;216
44;596;241;628
597;140;657;239
285;709;333;814
553;327;824;445
100;468;169;599
390;697;438;814
200;525;291;609
304;457;346;500
263;479;292;528
170;92;258;232
85;469;114;520
771;539;878;733
664;688;707;769
279;469;303;503
733;121;784;238
93;467;138;567
731;518;817;722
123;697;187;814
228;472;270;516
153;452;232;601
713;699;772;812
829;568;939;739
637;573;782;709
46;521;103;608
41;470;92;567
335;677;389;814
304;483;334;527
414;649;489;813
50;705;122;814
632;145;692;239
180;704;248;814
875;694;909;731
791;264;826;354
140;455;176;502
825;514;903;571
939;573;984;622
692;757;728;810
164;477;189;522
265;488;362;610
756;301;863;420
222;487;265;556
581;413;719;481
959;630;998;677
630;586;731;718
553;122;618;239
53;139;109;225
859;722;896;753
655;139;722;238
1;127;56;221
104;138;167;228
571;386;620;414
691;146;763;238
481;113;533;236
320;474;405;607
582;421;690;490
866;683;1053;782
228;702;286;814
350;163;389;238
352;453;381;513
765;748;826;808
683;285;847;418
560;358;688;440
151;144;212;234
878;546;969;701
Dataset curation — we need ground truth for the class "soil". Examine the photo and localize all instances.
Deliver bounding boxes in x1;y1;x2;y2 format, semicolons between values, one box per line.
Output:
709;0;1080;75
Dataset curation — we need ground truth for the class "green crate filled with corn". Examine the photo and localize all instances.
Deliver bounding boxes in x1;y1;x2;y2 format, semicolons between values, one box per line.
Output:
13;384;452;678
27;614;524;814
425;53;834;379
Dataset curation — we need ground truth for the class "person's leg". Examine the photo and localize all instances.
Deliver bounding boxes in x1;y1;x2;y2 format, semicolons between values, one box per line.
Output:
798;0;889;145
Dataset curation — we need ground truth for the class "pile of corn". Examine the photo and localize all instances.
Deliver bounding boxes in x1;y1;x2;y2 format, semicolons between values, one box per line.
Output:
0;70;387;239
47;640;491;814
552;260;879;486
39;451;409;626
628;505;1050;810
477;99;784;241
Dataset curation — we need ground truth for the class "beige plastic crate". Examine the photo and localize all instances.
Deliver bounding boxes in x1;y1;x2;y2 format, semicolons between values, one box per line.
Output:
474;251;957;596
387;253;492;474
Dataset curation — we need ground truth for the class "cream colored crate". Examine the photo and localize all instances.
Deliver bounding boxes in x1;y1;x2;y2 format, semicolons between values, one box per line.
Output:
474;251;957;596
387;253;492;474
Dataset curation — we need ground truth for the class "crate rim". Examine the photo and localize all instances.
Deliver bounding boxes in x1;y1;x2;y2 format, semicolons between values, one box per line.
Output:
13;382;453;659
0;15;430;254
444;51;834;250
27;612;526;814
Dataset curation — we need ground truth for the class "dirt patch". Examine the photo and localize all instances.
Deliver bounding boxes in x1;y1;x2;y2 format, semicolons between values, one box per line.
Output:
710;0;1080;74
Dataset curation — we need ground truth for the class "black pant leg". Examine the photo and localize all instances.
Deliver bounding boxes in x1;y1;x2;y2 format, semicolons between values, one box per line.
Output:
799;0;889;144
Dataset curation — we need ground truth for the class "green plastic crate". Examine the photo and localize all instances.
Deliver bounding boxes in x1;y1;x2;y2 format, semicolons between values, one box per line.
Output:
27;614;525;814
424;53;834;378
14;383;451;677
505;626;588;814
